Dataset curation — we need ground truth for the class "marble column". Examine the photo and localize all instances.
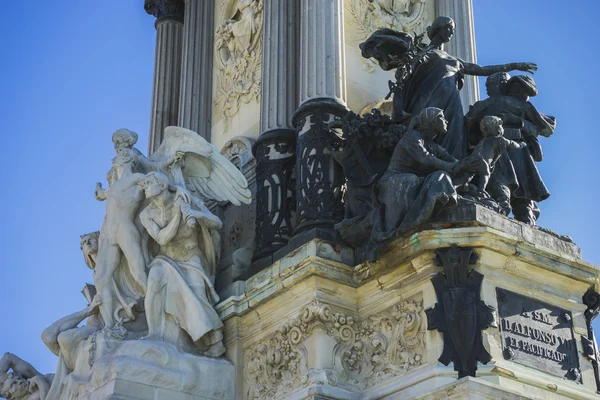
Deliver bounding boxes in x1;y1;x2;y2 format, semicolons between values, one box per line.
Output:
252;0;299;261
178;0;214;140
144;0;184;154
290;0;347;244
436;0;479;109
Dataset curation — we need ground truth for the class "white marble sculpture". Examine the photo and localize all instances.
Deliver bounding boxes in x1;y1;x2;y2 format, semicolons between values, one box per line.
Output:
0;127;250;399
0;353;53;400
140;171;226;356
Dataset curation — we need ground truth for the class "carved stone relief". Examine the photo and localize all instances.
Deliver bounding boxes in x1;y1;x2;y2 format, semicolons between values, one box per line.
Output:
346;0;430;71
220;136;256;169
215;0;264;119
244;296;425;399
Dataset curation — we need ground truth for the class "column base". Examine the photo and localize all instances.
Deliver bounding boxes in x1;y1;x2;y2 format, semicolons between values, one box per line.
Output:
291;98;348;243
252;128;297;262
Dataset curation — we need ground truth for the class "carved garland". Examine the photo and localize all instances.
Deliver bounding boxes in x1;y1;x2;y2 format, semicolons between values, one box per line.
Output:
215;0;264;120
245;298;425;399
346;0;430;71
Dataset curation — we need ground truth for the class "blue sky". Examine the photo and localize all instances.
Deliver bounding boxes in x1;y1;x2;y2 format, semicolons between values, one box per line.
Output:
0;0;599;376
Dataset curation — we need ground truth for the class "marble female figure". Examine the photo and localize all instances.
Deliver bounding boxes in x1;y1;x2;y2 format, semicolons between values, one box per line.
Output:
139;172;226;357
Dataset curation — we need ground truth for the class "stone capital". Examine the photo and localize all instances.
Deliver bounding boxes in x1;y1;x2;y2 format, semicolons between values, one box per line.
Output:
144;0;184;22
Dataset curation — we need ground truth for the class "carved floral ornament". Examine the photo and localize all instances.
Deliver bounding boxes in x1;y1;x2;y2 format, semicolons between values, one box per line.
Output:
244;297;425;399
215;0;264;120
347;0;430;71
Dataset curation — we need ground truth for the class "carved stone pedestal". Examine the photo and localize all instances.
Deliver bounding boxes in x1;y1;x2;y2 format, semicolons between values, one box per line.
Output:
62;338;235;400
218;204;600;399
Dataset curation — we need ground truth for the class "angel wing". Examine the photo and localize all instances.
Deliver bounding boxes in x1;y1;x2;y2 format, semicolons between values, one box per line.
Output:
149;126;252;206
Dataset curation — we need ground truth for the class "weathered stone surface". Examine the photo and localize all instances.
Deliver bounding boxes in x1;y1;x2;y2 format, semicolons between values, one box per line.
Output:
430;201;580;260
216;218;600;399
83;341;235;400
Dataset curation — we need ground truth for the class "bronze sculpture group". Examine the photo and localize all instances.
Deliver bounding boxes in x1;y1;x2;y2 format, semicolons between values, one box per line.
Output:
335;16;555;252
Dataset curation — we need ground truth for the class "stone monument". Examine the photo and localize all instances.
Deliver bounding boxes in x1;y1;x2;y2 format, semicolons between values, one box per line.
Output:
2;1;600;400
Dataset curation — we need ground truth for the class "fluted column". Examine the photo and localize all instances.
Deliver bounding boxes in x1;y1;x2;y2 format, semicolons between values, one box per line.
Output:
290;0;347;244
299;0;346;105
436;0;479;109
253;0;299;260
178;0;214;140
145;0;184;154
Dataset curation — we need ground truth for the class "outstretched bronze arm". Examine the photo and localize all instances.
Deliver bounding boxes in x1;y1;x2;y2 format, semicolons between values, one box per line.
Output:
462;61;537;76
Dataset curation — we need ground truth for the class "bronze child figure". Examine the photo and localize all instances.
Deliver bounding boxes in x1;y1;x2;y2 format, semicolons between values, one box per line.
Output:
471;116;525;194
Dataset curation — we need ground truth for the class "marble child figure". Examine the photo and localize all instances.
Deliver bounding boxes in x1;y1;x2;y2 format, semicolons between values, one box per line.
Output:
471;116;525;193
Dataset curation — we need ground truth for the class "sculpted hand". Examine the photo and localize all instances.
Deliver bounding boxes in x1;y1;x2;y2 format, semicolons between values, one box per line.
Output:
518;62;537;74
94;182;104;201
173;151;185;164
459;155;485;173
28;375;50;398
182;205;195;221
28;375;41;392
174;186;191;204
88;295;102;313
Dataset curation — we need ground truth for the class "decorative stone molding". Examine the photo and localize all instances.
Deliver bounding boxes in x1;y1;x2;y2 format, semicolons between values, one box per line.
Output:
346;0;430;71
244;296;426;398
220;136;256;169
214;0;264;119
144;0;184;22
426;245;495;379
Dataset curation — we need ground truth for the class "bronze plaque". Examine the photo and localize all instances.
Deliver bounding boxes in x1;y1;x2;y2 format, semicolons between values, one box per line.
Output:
496;288;581;381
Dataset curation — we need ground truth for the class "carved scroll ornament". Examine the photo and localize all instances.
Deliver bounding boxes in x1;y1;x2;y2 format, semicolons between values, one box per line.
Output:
244;297;425;399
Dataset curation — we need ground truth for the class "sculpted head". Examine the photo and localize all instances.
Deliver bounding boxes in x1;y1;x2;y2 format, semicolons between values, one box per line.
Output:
418;107;447;139
111;148;139;178
486;72;510;97
506;75;538;100
0;373;29;400
427;16;455;43
112;129;138;150
80;231;100;270
360;28;413;71
142;172;170;199
480;116;504;138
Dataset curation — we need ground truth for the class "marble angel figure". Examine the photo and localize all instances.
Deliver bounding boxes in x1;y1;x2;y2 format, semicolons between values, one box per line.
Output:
138;126;251;357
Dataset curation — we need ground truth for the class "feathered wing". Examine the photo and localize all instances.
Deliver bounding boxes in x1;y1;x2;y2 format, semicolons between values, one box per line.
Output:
149;126;252;205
